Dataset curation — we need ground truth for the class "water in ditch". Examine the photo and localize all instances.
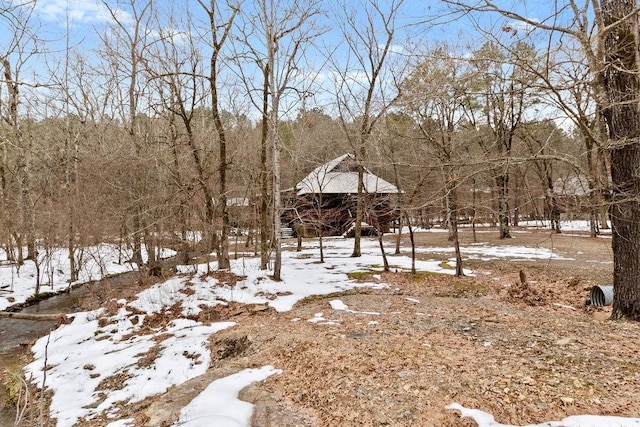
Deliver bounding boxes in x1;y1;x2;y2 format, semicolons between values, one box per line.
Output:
0;270;145;426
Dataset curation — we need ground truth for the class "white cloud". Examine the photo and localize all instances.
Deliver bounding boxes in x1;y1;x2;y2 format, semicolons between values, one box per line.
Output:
35;0;132;27
503;18;540;36
383;43;405;55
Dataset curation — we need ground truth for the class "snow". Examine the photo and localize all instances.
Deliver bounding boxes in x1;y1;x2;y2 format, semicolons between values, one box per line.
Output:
8;223;638;426
330;299;381;315
329;299;349;310
447;403;640;427
0;244;176;310
127;237;472;317
25;309;235;427
174;366;281;426
414;242;573;261
410;219;611;235
308;311;339;325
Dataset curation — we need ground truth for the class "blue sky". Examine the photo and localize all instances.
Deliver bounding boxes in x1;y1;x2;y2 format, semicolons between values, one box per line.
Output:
2;0;469;75
0;0;592;122
3;0;588;75
1;0;433;118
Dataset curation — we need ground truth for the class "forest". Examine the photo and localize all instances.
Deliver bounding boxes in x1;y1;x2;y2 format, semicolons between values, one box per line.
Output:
1;0;639;319
4;1;640;426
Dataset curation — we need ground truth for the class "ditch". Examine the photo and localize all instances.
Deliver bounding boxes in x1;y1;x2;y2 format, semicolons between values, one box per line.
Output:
0;266;161;426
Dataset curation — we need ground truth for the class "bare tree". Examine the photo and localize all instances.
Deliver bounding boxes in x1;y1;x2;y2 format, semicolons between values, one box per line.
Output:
540;43;610;236
143;1;241;269
378;112;422;269
331;0;407;257
235;0;323;279
401;45;470;276
465;41;537;239
99;0;153;267
197;0;240;270
46;10;84;282
518;121;564;233
443;1;610;238
443;0;640;319
143;6;212;262
0;1;40;263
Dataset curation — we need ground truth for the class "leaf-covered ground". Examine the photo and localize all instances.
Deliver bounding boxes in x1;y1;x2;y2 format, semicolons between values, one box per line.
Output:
8;227;640;426
141;228;639;426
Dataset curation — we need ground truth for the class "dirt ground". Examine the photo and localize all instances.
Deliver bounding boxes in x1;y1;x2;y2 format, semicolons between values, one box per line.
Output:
12;227;640;426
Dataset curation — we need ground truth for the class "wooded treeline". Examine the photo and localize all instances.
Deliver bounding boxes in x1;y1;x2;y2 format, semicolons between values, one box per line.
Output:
2;1;639;317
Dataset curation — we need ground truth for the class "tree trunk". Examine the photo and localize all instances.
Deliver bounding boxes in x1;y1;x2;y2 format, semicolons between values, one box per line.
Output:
404;211;416;275
512;171;520;227
18;148;36;260
212;104;231;270
378;232;390;272
447;173;464;277
144;227;157;268
471;178;478;243
260;66;270;271
0;127;10;262
597;143;611;230
183;120;217;253
66;125;81;281
202;1;237;270
3;58;36;261
544;168;561;234
496;173;512;238
271;111;283;280
131;208;144;266
601;0;640;320
351;159;364;257
445;181;454;241
395;214;403;255
168;110;189;242
452;218;464;277
585;134;601;237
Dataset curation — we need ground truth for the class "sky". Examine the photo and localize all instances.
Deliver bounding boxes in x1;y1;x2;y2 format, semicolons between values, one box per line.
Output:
0;0;584;123
4;221;639;426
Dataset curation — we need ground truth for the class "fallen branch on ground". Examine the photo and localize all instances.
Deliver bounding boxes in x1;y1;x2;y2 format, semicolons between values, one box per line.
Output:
0;311;67;321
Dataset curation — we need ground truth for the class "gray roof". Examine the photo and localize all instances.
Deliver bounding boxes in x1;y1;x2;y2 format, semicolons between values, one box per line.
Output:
227;197;250;207
553;176;589;196
296;154;400;195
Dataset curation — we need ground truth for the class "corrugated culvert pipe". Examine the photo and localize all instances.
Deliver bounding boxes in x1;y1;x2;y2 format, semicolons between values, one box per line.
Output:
590;285;614;306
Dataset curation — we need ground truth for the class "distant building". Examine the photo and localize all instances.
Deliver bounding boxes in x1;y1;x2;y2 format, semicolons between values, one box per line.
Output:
553;175;591;217
282;154;401;237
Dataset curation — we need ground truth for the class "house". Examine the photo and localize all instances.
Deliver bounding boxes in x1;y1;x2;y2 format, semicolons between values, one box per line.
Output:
553;175;591;217
282;154;401;237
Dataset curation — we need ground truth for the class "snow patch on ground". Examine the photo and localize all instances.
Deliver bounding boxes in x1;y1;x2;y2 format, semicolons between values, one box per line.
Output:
414;243;573;261
329;299;380;315
174;366;281;426
0;244;175;310
447;403;640;427
25;310;234;427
